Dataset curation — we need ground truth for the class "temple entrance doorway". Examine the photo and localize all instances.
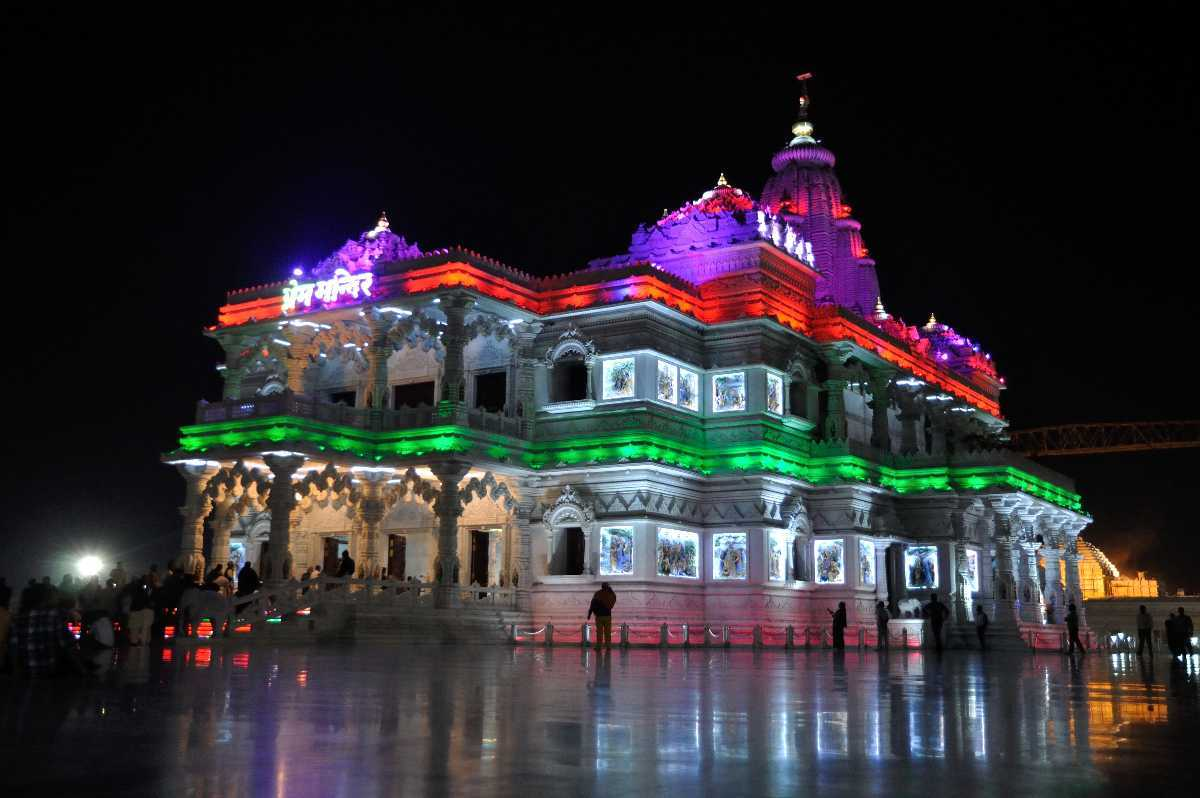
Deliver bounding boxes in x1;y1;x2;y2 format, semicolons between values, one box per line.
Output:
323;536;349;575
550;527;585;576
470;531;489;586
388;535;407;581
258;541;270;570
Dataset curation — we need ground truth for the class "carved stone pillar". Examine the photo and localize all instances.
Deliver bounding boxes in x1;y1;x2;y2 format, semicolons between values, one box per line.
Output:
219;341;244;401
874;542;889;607
1063;532;1088;626
513;322;543;438
355;467;391;579
515;477;537;612
990;511;1019;627
895;390;922;456
431;461;470;608
928;406;949;457
821;378;848;441
584;355;596;401
867;367;896;453
175;461;220;579
209;500;240;571
367;312;392;411
1017;535;1045;624
951;511;972;624
263;452;306;582
1041;537;1066;624
438;292;473;414
281;329;317;396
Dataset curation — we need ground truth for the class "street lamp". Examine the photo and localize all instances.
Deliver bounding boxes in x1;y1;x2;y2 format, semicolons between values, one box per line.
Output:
77;555;103;578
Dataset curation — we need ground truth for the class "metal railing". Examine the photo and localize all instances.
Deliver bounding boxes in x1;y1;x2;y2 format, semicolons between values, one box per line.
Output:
509;622;895;649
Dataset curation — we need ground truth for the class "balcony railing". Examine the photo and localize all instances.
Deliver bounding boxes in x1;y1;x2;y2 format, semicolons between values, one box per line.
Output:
195;391;523;438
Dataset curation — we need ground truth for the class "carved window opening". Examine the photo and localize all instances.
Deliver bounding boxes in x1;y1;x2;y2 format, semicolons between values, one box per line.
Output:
552;357;588;402
474;371;507;412
550;527;586;575
329;389;356;407
789;381;809;419
393;381;435;408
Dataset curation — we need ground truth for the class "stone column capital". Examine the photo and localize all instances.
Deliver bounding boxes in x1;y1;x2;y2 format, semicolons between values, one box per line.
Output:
263;452;307;479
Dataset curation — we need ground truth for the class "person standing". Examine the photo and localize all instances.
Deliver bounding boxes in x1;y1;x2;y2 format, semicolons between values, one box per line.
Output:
1136;605;1154;657
975;605;989;651
1065;602;1085;655
828;602;847;650
126;578;154;646
587;582;617;649
236;561;260;597
874;601;890;650
337;550;356;579
924;594;948;653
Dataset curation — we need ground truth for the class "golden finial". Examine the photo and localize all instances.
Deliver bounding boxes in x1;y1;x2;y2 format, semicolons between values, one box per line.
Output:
716;172;729;188
874;297;888;320
790;72;816;143
367;211;390;238
925;312;938;329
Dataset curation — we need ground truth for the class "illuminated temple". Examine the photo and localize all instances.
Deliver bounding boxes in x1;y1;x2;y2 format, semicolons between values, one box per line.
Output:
166;87;1095;646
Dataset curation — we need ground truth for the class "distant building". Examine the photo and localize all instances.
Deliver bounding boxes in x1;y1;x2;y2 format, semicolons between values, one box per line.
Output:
1077;537;1159;599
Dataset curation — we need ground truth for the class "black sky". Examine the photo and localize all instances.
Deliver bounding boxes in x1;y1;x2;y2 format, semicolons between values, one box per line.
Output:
5;4;1197;590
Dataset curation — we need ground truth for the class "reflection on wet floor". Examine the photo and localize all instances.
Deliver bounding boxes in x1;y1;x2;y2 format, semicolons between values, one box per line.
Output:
2;645;1198;797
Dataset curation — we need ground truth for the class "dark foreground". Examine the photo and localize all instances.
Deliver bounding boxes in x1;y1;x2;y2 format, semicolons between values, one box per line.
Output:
2;644;1198;797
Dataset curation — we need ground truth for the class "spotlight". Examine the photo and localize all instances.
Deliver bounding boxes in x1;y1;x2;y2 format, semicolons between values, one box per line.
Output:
78;555;103;578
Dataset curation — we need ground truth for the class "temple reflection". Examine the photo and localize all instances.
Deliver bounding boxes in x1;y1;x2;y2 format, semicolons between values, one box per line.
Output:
2;646;1197;797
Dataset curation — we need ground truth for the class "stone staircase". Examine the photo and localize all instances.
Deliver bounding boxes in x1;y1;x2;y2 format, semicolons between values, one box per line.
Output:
242;603;530;645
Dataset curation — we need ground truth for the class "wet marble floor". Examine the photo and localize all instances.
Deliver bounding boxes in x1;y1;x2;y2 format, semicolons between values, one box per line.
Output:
2;644;1199;797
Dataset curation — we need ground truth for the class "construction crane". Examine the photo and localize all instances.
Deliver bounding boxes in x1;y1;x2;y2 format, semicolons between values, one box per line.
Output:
1008;420;1200;456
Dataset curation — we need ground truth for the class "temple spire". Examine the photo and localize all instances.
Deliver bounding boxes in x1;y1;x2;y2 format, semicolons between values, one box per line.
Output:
716;172;729;188
790;72;816;145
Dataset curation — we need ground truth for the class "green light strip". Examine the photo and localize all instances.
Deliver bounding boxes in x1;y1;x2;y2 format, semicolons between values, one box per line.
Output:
173;415;1083;512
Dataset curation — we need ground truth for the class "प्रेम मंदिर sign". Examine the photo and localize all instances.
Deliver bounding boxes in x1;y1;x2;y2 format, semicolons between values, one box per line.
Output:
282;268;374;314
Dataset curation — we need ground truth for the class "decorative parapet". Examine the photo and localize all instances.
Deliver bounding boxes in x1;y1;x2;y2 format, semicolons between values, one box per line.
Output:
171;413;1084;513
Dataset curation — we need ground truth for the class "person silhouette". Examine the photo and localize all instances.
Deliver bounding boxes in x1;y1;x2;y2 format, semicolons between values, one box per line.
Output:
924;594;948;653
1136;605;1153;657
1065;603;1085;655
827;602;847;650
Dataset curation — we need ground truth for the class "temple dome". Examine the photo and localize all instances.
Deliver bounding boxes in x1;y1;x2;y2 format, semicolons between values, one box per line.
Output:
658;173;755;225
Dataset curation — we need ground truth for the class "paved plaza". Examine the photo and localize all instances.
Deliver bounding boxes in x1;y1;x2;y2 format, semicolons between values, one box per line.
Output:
2;644;1198;797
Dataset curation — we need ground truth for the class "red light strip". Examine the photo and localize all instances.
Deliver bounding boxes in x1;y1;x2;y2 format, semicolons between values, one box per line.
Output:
216;259;996;413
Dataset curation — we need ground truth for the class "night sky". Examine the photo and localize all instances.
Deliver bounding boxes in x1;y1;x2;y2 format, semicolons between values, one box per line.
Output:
6;5;1196;591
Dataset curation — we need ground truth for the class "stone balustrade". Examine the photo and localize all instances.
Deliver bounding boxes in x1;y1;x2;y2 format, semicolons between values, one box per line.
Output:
195;391;524;438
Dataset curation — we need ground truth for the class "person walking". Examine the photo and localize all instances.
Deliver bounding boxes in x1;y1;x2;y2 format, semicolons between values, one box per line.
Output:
587;582;617;649
1136;605;1154;657
924;594;948;653
828;602;847;650
975;605;989;651
1065;602;1086;655
1179;607;1195;656
874;601;890;650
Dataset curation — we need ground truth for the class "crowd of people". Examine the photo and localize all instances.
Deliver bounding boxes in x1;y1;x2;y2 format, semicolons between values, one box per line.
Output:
0;559;264;677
